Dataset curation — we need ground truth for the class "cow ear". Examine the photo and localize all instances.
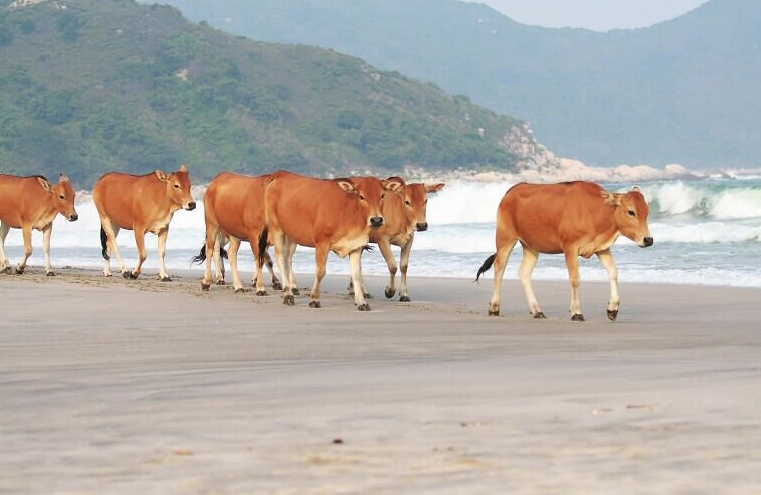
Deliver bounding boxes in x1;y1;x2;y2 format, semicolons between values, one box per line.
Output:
425;182;445;193
384;176;405;193
336;179;357;194
37;176;53;192
600;190;621;205
178;164;188;173
631;186;641;192
59;173;70;183
155;170;169;181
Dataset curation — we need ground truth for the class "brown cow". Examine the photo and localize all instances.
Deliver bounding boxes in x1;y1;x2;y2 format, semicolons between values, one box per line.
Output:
475;181;653;321
194;172;282;295
260;170;403;310
353;179;445;301
0;174;78;276
92;165;196;281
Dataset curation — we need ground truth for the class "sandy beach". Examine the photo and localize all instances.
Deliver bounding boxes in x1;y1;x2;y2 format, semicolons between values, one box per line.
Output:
1;265;760;494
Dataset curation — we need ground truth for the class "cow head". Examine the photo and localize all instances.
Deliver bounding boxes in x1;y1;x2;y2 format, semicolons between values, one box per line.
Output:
156;164;196;211
603;186;653;248
38;174;78;222
337;176;405;229
391;180;445;232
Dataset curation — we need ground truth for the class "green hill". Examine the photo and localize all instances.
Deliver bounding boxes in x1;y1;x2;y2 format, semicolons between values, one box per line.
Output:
0;0;523;188
159;0;761;169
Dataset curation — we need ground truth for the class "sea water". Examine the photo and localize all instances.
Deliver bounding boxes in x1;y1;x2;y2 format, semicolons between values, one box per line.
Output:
3;169;761;288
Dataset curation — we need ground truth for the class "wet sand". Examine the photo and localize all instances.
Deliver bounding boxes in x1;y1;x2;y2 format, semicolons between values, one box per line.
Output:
1;266;760;494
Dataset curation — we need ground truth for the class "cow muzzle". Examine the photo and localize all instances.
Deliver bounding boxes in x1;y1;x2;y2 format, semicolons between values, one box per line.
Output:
369;216;384;228
68;213;79;222
185;201;197;211
416;222;428;232
641;236;654;247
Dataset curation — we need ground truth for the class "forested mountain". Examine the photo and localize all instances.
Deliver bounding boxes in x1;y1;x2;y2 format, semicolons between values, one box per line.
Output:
0;0;526;188
159;0;761;168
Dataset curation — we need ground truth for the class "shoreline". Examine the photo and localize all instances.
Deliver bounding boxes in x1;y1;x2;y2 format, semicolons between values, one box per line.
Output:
2;267;761;494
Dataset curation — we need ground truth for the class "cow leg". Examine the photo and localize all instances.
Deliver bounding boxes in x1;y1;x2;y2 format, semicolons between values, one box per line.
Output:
596;249;620;321
308;244;330;308
127;230;147;279
228;236;245;293
250;238;267;296
286;241;299;295
213;232;226;284
518;247;545;318
377;239;398;299
565;251;584;321
397;238;414;302
16;225;33;274
272;231;295;305
489;242;516;316
41;224;55;276
201;228;219;290
101;221;125;277
262;249;281;291
155;228;170;281
0;223;11;273
349;248;371;311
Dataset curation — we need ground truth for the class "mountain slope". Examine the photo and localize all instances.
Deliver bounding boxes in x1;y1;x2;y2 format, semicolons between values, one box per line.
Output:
0;0;525;187
159;0;761;168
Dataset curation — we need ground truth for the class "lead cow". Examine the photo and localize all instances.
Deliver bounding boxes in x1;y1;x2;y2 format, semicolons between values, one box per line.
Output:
260;170;403;310
476;181;653;321
0;173;78;276
92;165;196;281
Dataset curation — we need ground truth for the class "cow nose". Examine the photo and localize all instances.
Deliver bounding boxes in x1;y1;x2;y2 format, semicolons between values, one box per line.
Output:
187;201;197;211
69;213;78;222
642;236;653;247
416;222;428;232
369;216;384;228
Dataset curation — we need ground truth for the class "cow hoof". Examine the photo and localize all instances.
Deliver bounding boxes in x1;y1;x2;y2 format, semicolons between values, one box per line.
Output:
256;290;267;296
2;266;11;274
15;267;24;275
46;271;56;277
201;283;211;291
571;313;585;322
216;280;226;286
233;287;245;293
364;293;373;300
488;310;499;316
399;296;411;302
283;295;295;306
292;288;300;296
124;271;139;280
160;276;172;282
533;311;546;319
272;281;282;291
607;309;618;321
309;300;321;308
384;287;396;299
357;303;371;311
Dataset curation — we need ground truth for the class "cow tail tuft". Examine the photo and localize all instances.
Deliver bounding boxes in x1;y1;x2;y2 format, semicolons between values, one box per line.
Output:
191;244;207;265
219;246;228;260
100;227;110;261
257;227;268;270
474;253;496;283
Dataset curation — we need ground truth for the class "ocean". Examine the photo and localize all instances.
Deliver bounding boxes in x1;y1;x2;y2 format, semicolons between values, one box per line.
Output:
3;168;761;288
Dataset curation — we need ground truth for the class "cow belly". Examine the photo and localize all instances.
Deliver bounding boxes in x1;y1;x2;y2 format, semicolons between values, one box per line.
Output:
330;234;369;258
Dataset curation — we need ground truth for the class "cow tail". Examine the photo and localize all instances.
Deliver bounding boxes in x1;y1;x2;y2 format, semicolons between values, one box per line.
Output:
100;227;110;261
191;244;207;265
257;227;268;269
474;253;496;282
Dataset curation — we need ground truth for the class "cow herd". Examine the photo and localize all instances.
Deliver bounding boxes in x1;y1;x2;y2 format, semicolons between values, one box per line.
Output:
0;168;653;321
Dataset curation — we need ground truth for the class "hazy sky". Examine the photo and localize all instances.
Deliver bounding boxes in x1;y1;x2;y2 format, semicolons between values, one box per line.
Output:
465;0;710;31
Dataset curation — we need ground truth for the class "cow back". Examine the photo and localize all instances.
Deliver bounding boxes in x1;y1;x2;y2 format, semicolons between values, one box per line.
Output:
204;172;270;241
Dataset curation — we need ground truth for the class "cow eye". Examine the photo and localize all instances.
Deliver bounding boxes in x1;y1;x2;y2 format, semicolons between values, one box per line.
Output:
59;194;66;200
404;200;411;206
359;194;365;200
174;183;180;189
627;209;636;217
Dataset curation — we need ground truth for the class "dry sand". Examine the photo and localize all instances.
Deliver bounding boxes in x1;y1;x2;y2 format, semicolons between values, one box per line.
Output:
1;265;760;494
